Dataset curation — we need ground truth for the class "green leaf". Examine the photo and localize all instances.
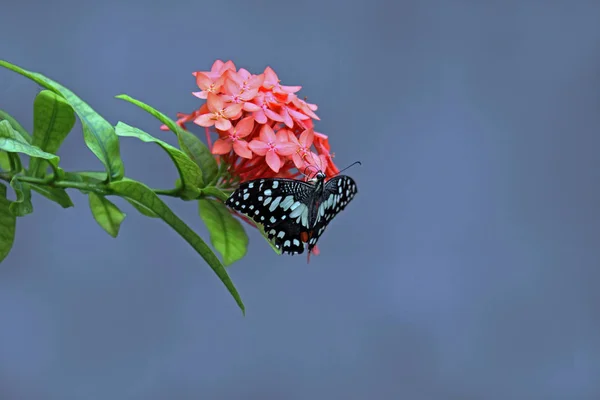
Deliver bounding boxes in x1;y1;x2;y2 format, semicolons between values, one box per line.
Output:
29;184;74;208
64;170;107;183
0;60;125;181
256;222;283;255
115;94;218;185
176;129;219;185
200;186;229;202
108;179;244;314
124;197;158;218
198;198;248;266
0;120;60;171
115;122;202;198
0;109;31;143
0;183;17;262
9;178;33;216
88;192;126;238
0;151;10;171
28;90;76;177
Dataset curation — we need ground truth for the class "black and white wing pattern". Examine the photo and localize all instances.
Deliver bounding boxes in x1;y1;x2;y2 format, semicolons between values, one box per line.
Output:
225;173;358;255
306;175;358;253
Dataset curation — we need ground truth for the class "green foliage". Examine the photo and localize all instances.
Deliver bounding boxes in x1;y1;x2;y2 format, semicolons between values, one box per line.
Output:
115;122;202;199
176;128;219;185
0;109;32;143
198;198;248;266
0;120;60;172
29;184;74;208
0;183;16;262
0;152;10;171
0;60;252;314
29;90;76;177
0;60;125;181
88;192;126;238
8;177;33;216
115;94;219;185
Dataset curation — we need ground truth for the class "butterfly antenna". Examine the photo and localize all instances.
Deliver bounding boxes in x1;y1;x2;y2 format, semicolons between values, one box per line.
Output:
335;161;362;176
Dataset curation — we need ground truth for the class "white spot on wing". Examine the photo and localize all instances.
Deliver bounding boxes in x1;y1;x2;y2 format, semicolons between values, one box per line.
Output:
293;239;300;246
243;193;249;200
277;231;285;239
280;196;295;211
264;189;272;196
269;197;281;211
289;204;305;218
301;207;309;227
272;181;279;188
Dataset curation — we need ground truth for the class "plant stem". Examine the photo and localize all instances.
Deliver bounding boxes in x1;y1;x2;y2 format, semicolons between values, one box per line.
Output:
0;172;109;194
0;170;230;201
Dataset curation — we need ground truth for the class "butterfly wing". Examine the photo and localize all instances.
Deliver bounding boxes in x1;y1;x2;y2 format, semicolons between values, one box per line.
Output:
225;178;316;255
306;175;358;252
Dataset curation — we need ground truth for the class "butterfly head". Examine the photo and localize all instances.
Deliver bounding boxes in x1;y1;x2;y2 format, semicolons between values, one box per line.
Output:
307;170;326;185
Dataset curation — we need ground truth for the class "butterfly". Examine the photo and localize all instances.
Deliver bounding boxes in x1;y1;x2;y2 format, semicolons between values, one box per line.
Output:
225;170;358;255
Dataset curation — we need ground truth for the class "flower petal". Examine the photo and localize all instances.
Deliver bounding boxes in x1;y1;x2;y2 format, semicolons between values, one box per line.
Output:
281;108;294;128
206;92;224;112
280;84;302;93
253;110;268;124
223;103;244;118
192;91;207;99
264;108;284;122
195;72;212;90
288;107;310;120
215;118;232;131
233;140;253;159
275;142;296;156
265;150;281;173
224;79;240;95
194;113;215;127
259;124;277;143
248;74;265;88
292;153;305;170
248;140;269;156
211;138;232;155
243;102;261;112
235;116;255;138
299;128;314;147
262;66;278;89
240;88;258;101
275;129;291;142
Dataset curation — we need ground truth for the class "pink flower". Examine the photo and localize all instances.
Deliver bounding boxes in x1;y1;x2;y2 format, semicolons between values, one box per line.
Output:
275;102;311;128
288;128;317;170
244;93;283;124
194;93;243;131
262;66;302;95
192;72;225;99
248;125;296;172
227;68;265;94
222;76;258;104
290;94;320;120
192;59;236;80
211;116;254;159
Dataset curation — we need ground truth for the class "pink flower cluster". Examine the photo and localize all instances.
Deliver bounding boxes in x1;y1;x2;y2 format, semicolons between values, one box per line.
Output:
164;60;340;183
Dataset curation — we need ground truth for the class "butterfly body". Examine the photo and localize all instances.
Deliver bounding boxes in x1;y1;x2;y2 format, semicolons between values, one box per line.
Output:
225;171;358;255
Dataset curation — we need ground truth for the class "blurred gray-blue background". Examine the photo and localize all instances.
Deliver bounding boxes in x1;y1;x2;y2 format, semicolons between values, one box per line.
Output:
1;1;600;399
